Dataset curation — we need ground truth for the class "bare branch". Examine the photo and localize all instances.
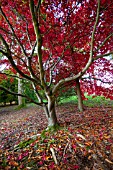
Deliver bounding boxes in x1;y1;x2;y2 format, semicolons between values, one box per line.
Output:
82;76;112;84
93;51;113;61
26;22;32;48
0;34;10;53
31;82;43;103
48;69;53;87
0;27;12;35
90;0;100;57
0;72;25;80
30;0;46;87
95;33;113;52
0;33;38;83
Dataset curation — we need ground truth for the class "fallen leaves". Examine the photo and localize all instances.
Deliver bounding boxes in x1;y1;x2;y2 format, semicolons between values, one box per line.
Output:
0;104;113;169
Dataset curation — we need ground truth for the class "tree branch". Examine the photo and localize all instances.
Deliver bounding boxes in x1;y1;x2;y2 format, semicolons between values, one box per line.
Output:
90;0;100;56
93;51;113;61
0;85;46;106
82;76;112;84
81;0;100;73
30;0;46;87
95;33;113;52
0;33;38;83
0;72;26;80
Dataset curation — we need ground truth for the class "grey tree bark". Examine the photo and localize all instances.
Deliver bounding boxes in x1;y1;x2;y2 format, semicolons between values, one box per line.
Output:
18;74;25;106
44;90;57;127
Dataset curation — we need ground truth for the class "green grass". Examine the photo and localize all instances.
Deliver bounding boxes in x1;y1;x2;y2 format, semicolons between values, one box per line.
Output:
59;94;113;107
83;94;113;107
10;94;113;110
59;95;78;105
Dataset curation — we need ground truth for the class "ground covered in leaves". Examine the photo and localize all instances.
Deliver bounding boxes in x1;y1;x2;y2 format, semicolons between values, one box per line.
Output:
0;104;113;170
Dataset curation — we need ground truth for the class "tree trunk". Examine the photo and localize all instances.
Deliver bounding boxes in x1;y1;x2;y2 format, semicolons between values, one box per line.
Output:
4;102;6;106
18;74;25;106
45;92;58;127
76;78;84;112
18;77;23;105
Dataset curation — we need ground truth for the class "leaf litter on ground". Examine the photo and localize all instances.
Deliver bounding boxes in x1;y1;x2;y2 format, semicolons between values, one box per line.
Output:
0;104;113;169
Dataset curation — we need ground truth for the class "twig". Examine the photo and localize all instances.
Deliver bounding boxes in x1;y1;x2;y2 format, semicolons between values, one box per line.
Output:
63;141;69;158
50;147;58;165
105;158;113;164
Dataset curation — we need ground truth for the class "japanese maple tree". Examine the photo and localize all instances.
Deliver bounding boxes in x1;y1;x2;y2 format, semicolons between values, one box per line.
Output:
0;0;113;127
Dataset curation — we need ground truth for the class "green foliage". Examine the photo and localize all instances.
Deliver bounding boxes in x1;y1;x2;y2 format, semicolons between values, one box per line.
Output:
47;123;60;131
58;94;113;107
15;103;26;110
56;87;76;105
83;94;113;107
0;74;18;105
1;155;7;168
22;81;37;102
59;95;78;105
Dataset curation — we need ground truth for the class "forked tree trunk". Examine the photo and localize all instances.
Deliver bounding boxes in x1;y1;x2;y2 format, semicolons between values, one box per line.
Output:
44;92;57;127
76;78;84;112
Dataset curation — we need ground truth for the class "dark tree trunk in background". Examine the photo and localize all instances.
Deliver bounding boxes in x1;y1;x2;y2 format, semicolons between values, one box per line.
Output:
76;78;84;112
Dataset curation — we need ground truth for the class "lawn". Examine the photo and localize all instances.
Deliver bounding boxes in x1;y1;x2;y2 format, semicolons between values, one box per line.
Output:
0;97;113;169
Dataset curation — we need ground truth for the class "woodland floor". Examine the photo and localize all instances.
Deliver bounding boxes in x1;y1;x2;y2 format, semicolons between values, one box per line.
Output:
0;104;113;170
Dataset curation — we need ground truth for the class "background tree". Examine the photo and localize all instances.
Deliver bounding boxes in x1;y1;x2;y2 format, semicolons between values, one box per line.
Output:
0;71;18;105
0;0;113;127
17;73;26;106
